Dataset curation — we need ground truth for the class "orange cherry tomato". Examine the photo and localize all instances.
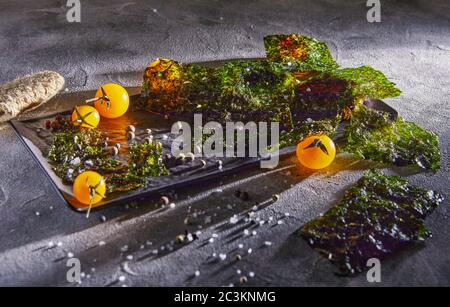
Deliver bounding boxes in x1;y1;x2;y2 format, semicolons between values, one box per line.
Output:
71;105;100;129
94;83;129;119
73;171;106;205
296;135;336;170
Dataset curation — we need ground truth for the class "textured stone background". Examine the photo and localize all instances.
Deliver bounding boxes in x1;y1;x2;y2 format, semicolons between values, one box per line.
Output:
0;0;449;286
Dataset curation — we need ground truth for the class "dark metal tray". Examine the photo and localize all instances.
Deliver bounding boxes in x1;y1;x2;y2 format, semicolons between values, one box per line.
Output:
9;61;398;213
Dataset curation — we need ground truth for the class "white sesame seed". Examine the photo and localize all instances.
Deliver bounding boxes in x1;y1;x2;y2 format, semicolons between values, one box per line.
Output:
99;241;106;246
48;241;55;248
236;269;242;275
238;244;244;249
57;241;63;247
249;272;255;278
219;253;227;261
264;241;273;246
252;230;257;236
126;255;133;260
247;248;253;254
67;252;74;258
277;220;284;225
243;229;250;236
209;238;215;243
212;233;219;238
118;275;126;282
194;270;200;277
169;203;176;209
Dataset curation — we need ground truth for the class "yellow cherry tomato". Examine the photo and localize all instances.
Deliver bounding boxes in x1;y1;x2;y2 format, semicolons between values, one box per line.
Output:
71;105;100;129
94;83;129;119
296;135;336;170
73;171;106;205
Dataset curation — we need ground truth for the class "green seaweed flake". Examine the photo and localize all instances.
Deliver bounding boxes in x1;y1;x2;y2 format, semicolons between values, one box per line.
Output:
330;66;401;101
299;169;443;275
344;105;440;171
264;34;339;72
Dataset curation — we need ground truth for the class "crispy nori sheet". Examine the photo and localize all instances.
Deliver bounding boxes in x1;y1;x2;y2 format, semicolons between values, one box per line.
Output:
299;169;443;275
264;34;339;72
140;34;438;170
344;105;441;171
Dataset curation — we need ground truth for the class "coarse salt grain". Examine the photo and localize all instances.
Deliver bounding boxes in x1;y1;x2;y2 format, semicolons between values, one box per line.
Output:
229;215;239;224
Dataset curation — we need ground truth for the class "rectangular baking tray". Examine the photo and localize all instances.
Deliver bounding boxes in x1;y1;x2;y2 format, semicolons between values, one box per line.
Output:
9;60;398;213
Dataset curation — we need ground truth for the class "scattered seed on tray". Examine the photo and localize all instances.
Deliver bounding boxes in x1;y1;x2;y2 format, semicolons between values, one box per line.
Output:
176;235;185;243
272;194;280;202
160;196;169;206
240;276;248;284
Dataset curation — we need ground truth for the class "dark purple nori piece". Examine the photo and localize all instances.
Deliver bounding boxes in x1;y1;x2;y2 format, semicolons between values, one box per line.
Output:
299;169;443;275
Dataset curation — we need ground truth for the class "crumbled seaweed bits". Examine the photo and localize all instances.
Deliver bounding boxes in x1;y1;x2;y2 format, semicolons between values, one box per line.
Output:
128;142;168;178
47;123;169;194
263;34;339;72
299;169;443;275
107;142;169;193
47;127;123;185
344;105;441;171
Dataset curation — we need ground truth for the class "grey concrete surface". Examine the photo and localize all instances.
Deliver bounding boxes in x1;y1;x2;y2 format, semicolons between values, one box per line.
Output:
0;0;449;287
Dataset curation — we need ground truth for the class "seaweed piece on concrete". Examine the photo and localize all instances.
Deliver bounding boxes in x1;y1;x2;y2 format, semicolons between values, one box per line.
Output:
299;169;443;275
